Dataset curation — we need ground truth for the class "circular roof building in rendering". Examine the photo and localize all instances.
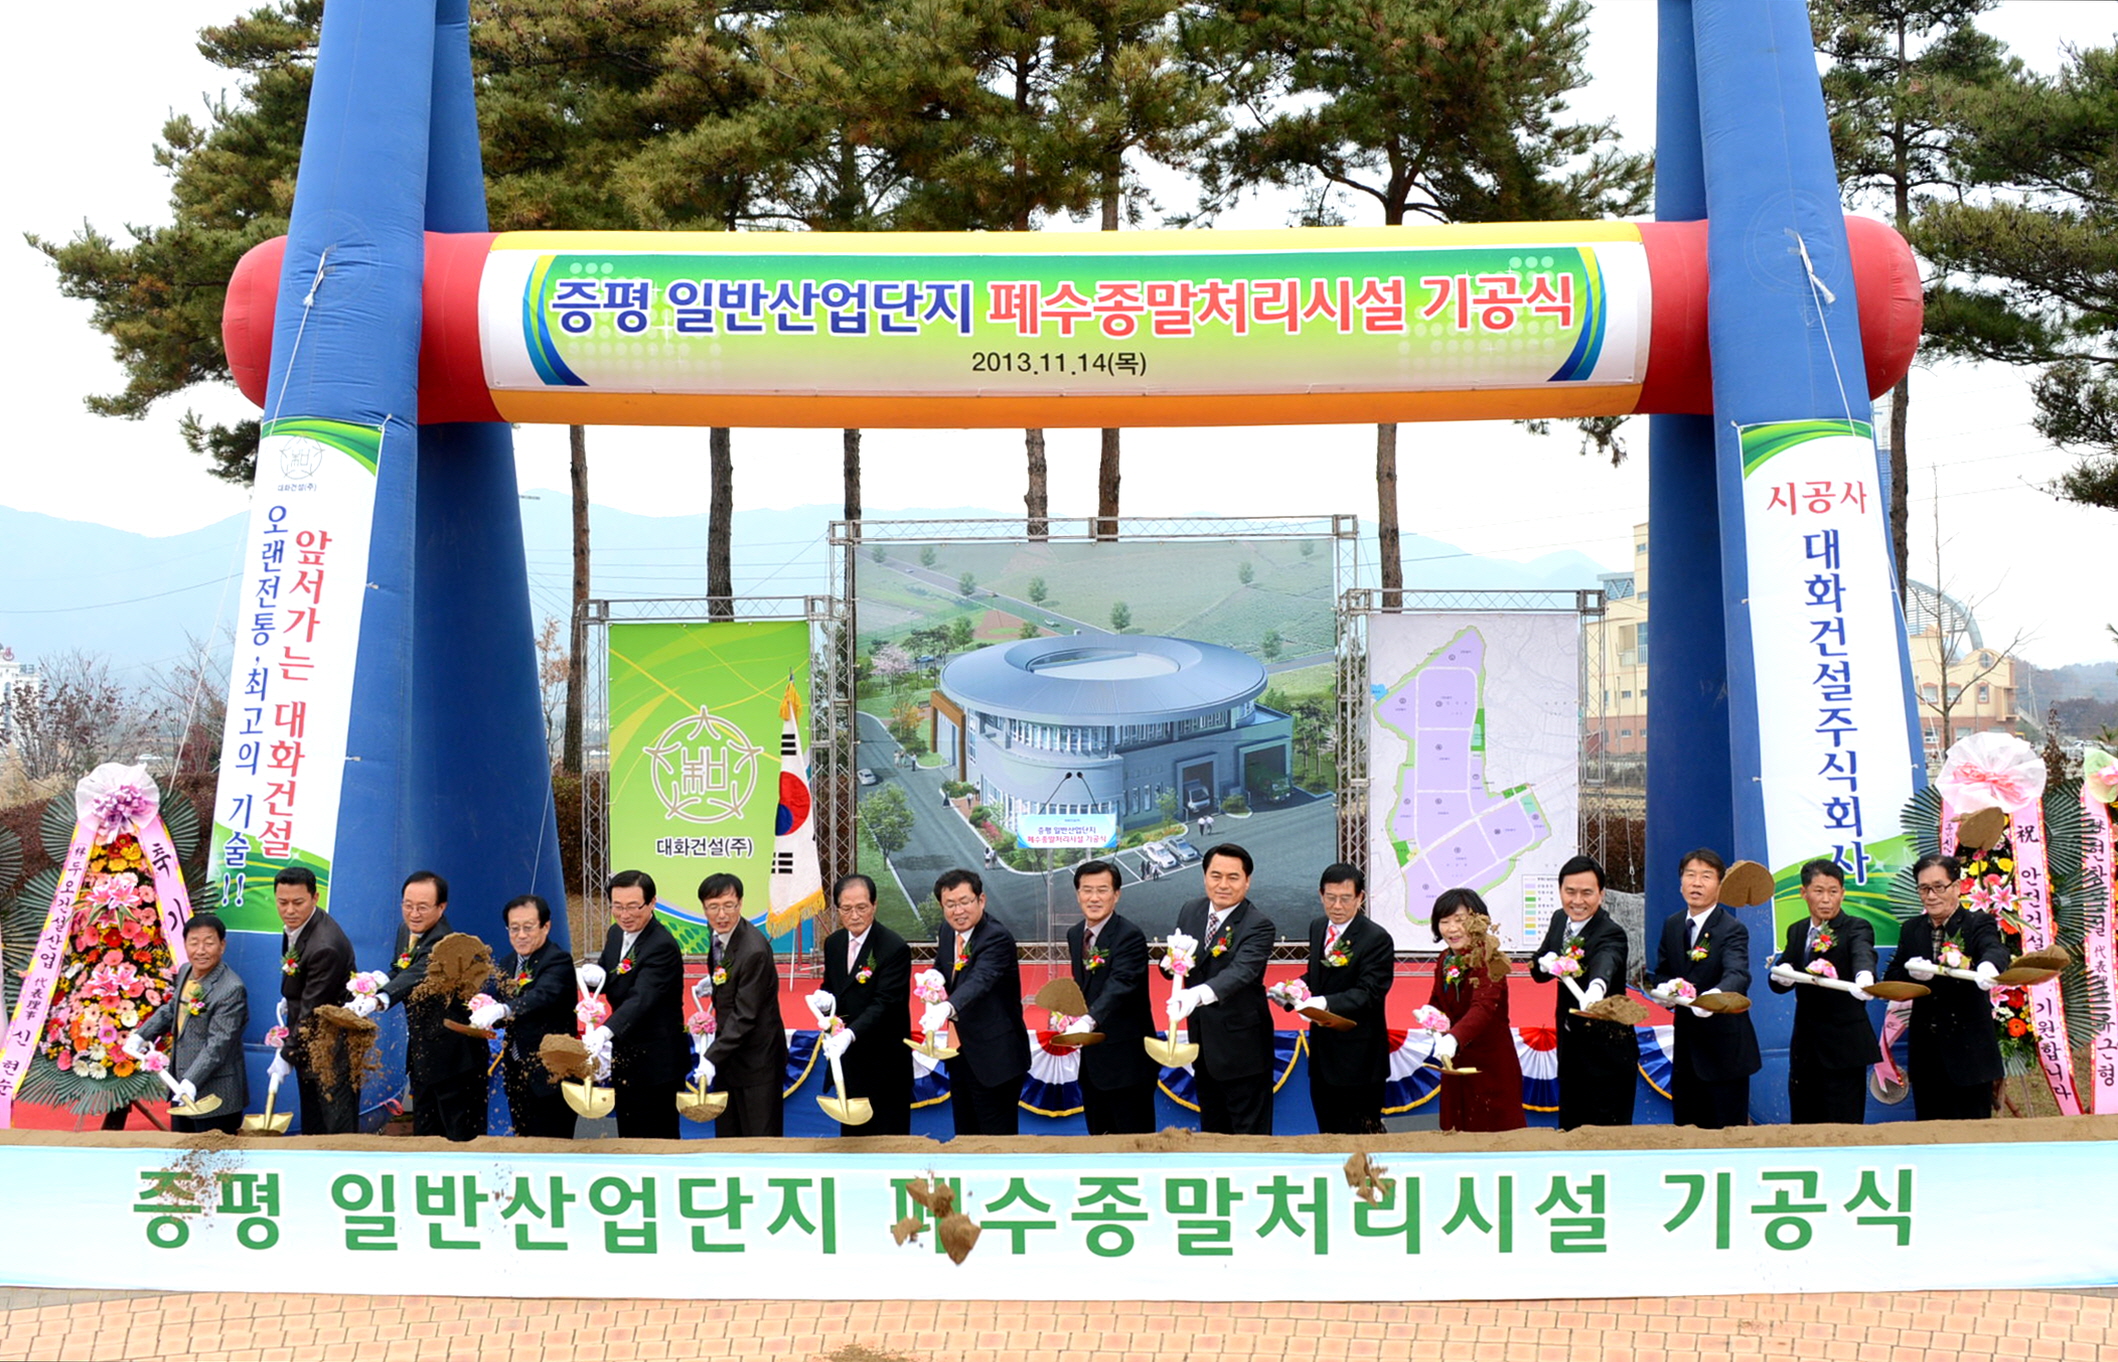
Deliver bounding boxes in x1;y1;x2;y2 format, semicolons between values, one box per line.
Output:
939;635;1268;727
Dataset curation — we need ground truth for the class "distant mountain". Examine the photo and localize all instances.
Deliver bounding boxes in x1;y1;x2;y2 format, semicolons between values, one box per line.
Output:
4;495;1618;677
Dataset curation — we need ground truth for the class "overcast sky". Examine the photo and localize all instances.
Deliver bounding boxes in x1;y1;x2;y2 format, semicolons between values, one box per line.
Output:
5;1;2113;663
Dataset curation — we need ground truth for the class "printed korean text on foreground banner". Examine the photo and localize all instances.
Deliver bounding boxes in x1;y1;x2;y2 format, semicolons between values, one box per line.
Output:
7;1136;2116;1298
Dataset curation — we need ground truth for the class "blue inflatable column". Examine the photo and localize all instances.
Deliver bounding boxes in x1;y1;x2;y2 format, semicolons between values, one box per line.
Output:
1645;0;1733;928
405;0;570;950
1693;0;1926;1123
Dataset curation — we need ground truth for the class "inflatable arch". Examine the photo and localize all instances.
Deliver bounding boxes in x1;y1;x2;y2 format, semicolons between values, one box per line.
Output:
204;0;1923;1125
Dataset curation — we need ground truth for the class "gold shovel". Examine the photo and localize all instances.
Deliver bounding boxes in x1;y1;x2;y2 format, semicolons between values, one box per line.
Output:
808;993;872;1126
242;1068;293;1135
1143;961;1200;1068
147;1066;223;1119
675;1079;727;1122
562;1074;616;1120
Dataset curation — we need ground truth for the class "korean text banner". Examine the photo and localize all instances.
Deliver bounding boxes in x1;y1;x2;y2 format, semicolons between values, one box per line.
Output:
1739;420;1920;943
10;1140;2118;1298
606;620;810;951
478;225;1650;428
208;419;385;932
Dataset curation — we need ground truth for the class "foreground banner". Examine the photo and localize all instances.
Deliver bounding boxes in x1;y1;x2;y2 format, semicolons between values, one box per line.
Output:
5;1138;2113;1298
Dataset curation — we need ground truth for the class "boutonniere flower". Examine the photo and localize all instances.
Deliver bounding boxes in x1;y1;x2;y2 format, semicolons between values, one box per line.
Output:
855;957;875;984
1085;946;1108;971
711;966;729;987
1689;932;1711;962
1326;943;1351;968
394;949;414;971
1441;953;1468;987
1209;934;1228;958
1810;925;1838;956
616;956;635;975
281;949;300;977
513;968;533;990
182;980;205;1016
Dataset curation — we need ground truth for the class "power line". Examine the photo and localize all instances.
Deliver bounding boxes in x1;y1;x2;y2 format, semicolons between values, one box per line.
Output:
0;572;241;615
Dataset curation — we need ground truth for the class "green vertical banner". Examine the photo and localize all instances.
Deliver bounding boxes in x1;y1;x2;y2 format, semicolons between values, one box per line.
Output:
607;620;811;953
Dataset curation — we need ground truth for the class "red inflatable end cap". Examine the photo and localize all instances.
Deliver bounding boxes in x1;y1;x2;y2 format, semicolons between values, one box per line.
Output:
224;236;287;410
1846;215;1923;400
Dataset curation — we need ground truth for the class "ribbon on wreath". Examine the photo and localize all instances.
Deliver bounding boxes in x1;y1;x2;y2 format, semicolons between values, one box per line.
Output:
2081;751;2118;1114
1938;734;2079;1115
0;765;195;1127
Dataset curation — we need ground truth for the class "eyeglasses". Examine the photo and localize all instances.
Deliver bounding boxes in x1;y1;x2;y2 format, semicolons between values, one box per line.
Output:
1916;882;1957;898
505;923;543;935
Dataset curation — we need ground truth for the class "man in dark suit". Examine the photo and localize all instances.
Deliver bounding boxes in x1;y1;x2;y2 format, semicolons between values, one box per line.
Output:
1885;852;2009;1120
585;869;688;1140
1065;859;1160;1135
275;865;359;1135
486;893;577;1139
1766;858;1879;1124
698;873;787;1138
132;913;248;1135
1291;863;1394;1135
353;871;489;1141
1650;848;1762;1128
1529;854;1636;1128
1166;843;1277;1135
929;867;1030;1137
819;872;913;1136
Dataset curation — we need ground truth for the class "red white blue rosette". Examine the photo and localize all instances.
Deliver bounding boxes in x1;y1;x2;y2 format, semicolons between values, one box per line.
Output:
1514;1026;1560;1112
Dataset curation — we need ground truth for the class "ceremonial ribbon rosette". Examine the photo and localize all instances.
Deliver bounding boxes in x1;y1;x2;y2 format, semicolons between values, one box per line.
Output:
346;972;381;999
912;968;948;1007
1266;979;1312;1010
1936;730;2047;813
1659;979;1699;1006
685;1009;716;1038
139;1050;169;1075
1556;935;1586;976
264;1024;289;1050
1163;931;1198;978
467;992;498;1015
2085;749;2118;806
575;994;610;1030
1805;957;1839;980
1409;1004;1452;1034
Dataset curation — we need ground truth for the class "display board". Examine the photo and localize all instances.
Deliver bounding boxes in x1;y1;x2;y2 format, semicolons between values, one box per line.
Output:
1365;612;1581;950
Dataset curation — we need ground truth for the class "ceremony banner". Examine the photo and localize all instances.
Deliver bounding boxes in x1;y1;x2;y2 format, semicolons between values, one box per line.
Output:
207;419;385;932
6;1138;2116;1297
1738;420;1920;944
606;620;811;952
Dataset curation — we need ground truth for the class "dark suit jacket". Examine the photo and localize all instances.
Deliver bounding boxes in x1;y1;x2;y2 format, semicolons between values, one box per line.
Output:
1068;913;1159;1090
821;923;913;1103
503;939;577;1095
1300;912;1395;1086
599;917;689;1087
281;909;355;1073
140;960;249;1112
1652;906;1762;1080
1768;914;1880;1071
381;915;488;1088
940;915;1031;1090
1528;908;1636;1077
1884;907;2010;1085
706;918;788;1088
1174;896;1276;1081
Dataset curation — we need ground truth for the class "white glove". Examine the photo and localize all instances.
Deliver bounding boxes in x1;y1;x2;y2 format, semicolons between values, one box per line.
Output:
822;1028;855;1059
695;1056;716;1089
171;1079;198;1105
1067;1014;1095;1035
371;990;391;1011
1688;1004;1713;1019
267;1052;295;1083
918;1004;952;1037
1167;987;1202;1023
1770;962;1802;985
470;1002;509;1029
1537;952;1562;975
1849;970;1876;1002
577;962;606;991
122;1032;150;1061
929;1001;955;1026
1974;961;1999;991
1581;979;1608;1006
1432;1034;1458;1061
583;1024;613;1052
345;995;379;1019
1308;994;1331;1014
1904;956;1937;982
810;989;838;1019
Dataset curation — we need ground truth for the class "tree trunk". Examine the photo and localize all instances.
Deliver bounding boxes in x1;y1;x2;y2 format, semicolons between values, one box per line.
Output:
1376;421;1401;608
1096;427;1120;541
562;424;590;775
1889;376;1910;598
842;427;862;525
1025;428;1049;541
709;426;733;621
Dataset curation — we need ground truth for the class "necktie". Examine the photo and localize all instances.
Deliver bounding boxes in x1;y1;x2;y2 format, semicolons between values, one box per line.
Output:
848;935;860;973
1325;923;1342;955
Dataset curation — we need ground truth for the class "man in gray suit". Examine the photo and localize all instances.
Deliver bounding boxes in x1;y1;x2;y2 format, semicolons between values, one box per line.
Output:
133;912;249;1134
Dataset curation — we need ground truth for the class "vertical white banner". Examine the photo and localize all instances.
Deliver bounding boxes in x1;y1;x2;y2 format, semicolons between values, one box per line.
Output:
207;419;384;930
1739;420;1919;934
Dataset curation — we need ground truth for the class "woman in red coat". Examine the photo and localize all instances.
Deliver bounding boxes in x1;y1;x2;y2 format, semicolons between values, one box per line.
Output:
1428;888;1527;1132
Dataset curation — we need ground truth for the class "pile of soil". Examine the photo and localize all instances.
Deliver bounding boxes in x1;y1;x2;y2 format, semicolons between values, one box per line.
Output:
305;1005;381;1090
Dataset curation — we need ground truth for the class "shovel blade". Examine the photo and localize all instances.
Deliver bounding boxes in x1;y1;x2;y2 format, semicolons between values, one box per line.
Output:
562;1080;615;1119
1143;1036;1198;1068
819;1096;874;1126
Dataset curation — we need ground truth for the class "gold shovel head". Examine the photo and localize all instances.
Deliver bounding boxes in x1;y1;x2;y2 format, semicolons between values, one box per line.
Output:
562;1079;615;1119
1691;990;1752;1014
1994;966;2061;988
1862;980;1930;1001
1046;1031;1104;1049
242;1110;292;1135
676;1087;728;1122
169;1094;224;1118
1718;861;1775;908
904;1037;959;1061
1143;1035;1199;1068
818;1094;874;1125
1956;805;2009;855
